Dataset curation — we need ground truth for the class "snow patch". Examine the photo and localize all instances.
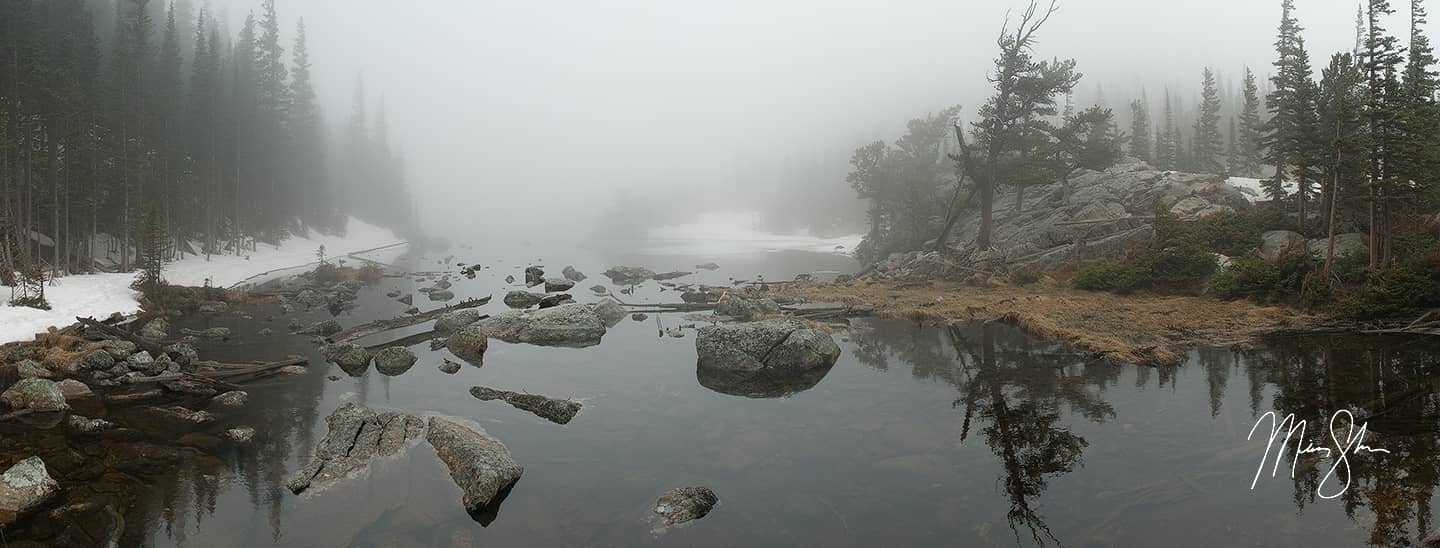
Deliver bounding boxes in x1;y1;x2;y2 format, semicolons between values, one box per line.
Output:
0;217;407;345
643;211;861;256
1226;176;1296;203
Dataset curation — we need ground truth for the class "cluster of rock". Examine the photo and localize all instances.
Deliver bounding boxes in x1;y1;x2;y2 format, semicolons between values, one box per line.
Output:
273;275;367;314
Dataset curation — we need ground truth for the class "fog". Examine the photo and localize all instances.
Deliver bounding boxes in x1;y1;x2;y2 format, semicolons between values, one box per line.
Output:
211;0;1393;243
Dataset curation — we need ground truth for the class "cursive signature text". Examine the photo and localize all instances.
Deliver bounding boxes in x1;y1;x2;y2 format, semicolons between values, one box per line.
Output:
1247;409;1391;499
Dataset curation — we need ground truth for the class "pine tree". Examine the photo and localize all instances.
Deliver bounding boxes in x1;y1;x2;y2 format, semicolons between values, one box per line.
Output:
133;206;166;295
1264;0;1321;218
1397;0;1439;206
1235;67;1266;177
1226;117;1240;176
1193;67;1225;174
1362;0;1406;268
1318;52;1369;278
288;18;324;226
1156;90;1177;170
1128;97;1151;162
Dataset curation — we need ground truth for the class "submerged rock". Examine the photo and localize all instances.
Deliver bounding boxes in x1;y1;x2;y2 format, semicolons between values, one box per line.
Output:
67;415;113;433
426;417;524;519
538;294;574;309
429;289;456;301
503;290;544;309
180;327;232;339
562;266;587;282
301;319;343;337
1;378;68;412
138;405;216;426
472;303;607;347
0;457;60;527
288;403;424;494
225;427;257;444
544;278;575;292
652;271;692;281
589;285;609;295
603;266;655;285
446;326;490;364
55;380;94;401
469;386;582;425
695;262;720;271
652;486;718;529
373;346;418;376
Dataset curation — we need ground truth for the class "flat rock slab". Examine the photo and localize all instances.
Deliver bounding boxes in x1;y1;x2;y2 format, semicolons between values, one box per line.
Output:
0;456;60;527
426;416;523;520
287;403;424;495
469;386;581;425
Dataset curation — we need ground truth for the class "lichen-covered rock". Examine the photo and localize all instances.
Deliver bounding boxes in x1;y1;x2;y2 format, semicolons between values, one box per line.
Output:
469;386;582;425
124;351;155;371
446;326;490;364
1;378;69;412
67;415;113;433
77;349;115;371
225;427;256;444
16;359;51;379
425;417;524;516
210;390;249;409
652;486;718;529
503;290;544;309
100;340;136;360
0;457;60;527
165;342;198;366
435;309;483;333
714;297;781;321
524;266;545;287
373;347;418;376
322;343;371;376
141;317;171;339
473;303;606;347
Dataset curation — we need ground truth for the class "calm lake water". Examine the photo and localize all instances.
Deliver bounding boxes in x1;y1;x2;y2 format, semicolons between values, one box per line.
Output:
5;240;1440;547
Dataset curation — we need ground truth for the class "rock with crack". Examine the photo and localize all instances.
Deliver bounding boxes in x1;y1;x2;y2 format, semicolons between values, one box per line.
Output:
651;486;718;530
469;386;582;424
425;416;524;520
0;456;60;528
694;319;840;398
472;303;607;348
287;403;424;494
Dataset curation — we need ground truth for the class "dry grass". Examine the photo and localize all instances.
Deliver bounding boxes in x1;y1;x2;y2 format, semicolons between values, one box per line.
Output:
764;279;1321;366
28;332;102;372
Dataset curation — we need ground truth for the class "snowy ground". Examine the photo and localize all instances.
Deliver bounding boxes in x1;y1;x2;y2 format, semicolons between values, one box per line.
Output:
0;217;407;345
641;210;862;256
1226;176;1296;203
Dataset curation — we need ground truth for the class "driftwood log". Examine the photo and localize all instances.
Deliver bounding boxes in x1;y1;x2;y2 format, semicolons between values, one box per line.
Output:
329;296;491;344
128;356;307;385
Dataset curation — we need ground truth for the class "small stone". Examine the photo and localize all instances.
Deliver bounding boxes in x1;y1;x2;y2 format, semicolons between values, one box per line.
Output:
653;486;718;528
439;360;462;374
224;427;256;444
277;365;307;375
67;415;113;433
210;390;249;409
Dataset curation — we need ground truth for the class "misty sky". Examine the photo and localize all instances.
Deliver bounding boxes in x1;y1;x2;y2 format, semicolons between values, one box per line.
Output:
213;0;1405;239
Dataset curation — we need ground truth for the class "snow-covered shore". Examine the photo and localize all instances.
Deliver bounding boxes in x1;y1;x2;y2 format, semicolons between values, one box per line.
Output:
0;217;408;345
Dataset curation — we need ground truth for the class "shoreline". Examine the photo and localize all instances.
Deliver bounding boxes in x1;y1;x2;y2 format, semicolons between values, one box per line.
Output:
765;279;1332;366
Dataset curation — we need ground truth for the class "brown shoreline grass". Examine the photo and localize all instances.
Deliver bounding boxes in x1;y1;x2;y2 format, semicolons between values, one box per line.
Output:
763;279;1320;366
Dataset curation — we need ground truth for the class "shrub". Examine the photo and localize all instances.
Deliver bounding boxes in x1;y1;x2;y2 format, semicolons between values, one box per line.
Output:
1158;208;1298;257
1212;251;1319;303
1338;266;1440;319
313;262;343;285
358;264;385;284
1007;269;1043;286
1071;246;1216;294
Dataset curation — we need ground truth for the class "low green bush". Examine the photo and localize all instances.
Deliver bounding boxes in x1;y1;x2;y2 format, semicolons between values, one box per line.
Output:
1071;245;1217;294
1007;269;1043;286
1212;251;1319;303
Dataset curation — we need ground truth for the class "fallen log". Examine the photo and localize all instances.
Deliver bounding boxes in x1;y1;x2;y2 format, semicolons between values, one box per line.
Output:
364;329;447;353
76;316;174;359
330;296;491;344
127;356;307;385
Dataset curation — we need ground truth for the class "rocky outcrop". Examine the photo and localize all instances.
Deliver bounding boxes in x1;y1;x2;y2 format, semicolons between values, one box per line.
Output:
1;378;69;412
287;403;424;495
446;326;490;364
426;417;524;518
469;386;582;425
0;457;60;527
603;266;655;285
651;486;718;529
503;290;544;309
1307;232;1368;259
373;346;418;376
695;319;840;398
714;297;781;321
474;303;607;347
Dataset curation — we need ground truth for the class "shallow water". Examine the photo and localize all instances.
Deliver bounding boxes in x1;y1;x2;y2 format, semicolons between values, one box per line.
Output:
6;243;1440;547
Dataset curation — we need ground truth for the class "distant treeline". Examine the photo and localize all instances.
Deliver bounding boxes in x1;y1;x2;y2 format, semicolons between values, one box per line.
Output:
0;0;412;280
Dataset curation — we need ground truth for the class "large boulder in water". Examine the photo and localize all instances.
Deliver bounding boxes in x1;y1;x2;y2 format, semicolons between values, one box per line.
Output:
696;319;839;372
435;309;483;333
287;404;424;495
473;303;607;347
1;378;68;412
322;343;371;376
426;416;524;520
714;297;781;321
651;486;719;530
1259;230;1307;261
373;346;418;376
503;290;544;309
0;456;59;527
603;266;655;285
446;326;489;364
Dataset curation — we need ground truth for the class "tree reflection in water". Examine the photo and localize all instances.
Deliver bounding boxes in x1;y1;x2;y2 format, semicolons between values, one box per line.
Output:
851;320;1118;546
